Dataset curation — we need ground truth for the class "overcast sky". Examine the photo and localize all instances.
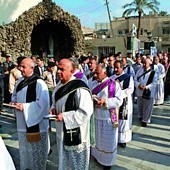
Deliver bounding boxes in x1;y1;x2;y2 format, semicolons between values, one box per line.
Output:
0;0;170;28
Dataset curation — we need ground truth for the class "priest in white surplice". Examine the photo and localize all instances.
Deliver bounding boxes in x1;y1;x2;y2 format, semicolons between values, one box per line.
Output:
153;56;165;105
90;65;122;169
0;136;15;170
11;58;50;170
134;58;158;127
111;60;134;148
51;59;93;170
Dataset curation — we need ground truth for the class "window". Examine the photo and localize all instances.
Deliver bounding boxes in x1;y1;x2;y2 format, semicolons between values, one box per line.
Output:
118;30;123;35
163;21;169;25
163;37;169;41
168;48;170;53
98;47;115;56
124;29;129;34
162;28;170;34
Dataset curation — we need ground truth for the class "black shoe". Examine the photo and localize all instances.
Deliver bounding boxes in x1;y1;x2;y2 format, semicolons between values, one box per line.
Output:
93;157;98;164
118;143;126;148
141;122;147;127
103;166;112;170
139;118;142;121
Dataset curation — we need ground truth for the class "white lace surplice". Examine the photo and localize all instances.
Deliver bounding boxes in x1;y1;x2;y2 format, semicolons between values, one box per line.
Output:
0;136;16;170
11;78;50;170
51;79;93;170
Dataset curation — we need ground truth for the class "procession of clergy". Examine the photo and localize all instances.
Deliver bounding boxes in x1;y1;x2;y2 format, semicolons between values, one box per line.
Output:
3;51;168;170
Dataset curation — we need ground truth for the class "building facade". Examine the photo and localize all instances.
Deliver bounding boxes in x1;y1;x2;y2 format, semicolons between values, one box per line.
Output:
112;14;170;53
84;14;170;57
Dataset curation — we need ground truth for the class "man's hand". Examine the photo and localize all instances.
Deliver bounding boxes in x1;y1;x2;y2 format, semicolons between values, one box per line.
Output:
56;113;63;122
138;84;146;90
95;98;105;108
15;103;24;111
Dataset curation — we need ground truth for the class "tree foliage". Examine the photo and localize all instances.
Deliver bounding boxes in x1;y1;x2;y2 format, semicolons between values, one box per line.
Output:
122;0;160;39
158;11;169;16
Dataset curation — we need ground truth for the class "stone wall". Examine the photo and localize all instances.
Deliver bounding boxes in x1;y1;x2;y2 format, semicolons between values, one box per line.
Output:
0;0;85;60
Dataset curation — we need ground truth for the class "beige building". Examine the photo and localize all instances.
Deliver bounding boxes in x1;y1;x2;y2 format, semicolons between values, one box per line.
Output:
84;14;170;57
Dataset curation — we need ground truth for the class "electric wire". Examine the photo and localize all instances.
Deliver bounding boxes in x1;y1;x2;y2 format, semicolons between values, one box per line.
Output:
79;4;105;17
71;0;106;16
72;0;101;13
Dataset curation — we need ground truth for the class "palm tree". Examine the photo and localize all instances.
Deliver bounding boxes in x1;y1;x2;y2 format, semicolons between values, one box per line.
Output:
122;0;160;39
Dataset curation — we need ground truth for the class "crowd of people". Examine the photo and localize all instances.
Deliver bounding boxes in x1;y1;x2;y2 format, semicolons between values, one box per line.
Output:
0;50;170;170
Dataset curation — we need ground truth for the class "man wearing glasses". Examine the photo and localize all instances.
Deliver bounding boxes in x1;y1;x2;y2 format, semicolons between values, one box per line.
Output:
106;53;115;77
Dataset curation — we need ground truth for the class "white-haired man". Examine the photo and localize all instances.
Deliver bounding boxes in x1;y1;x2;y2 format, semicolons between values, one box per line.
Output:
134;58;158;127
90;64;122;169
153;56;165;105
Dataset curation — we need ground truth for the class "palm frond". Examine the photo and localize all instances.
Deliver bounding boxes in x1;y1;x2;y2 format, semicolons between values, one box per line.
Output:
122;2;136;9
122;8;136;17
146;2;159;11
122;0;160;39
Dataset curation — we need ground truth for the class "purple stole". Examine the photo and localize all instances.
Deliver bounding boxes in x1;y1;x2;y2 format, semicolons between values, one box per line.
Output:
164;63;169;72
74;71;84;79
92;78;119;127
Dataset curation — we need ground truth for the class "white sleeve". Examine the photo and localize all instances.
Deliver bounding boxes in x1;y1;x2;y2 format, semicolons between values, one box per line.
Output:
121;76;134;98
146;71;158;90
63;88;93;130
134;68;141;88
23;79;50;127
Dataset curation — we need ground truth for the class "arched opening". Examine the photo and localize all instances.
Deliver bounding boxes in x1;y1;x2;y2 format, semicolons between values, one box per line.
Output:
31;19;75;60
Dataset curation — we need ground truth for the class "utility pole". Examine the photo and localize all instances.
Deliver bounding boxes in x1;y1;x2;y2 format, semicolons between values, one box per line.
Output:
105;0;114;37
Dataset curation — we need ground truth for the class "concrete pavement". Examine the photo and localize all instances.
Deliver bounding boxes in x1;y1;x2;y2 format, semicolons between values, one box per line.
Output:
0;103;170;170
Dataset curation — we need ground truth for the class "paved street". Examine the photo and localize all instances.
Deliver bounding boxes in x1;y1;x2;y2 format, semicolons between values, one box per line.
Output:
0;103;170;170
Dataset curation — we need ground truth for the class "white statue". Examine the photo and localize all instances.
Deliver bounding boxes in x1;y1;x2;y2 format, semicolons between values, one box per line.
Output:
48;35;54;55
